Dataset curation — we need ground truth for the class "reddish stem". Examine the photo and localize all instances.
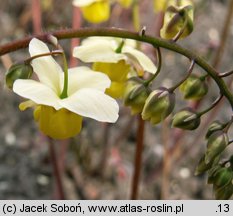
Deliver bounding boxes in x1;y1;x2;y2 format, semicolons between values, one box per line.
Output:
130;115;145;200
69;6;81;67
31;0;42;34
48;138;65;200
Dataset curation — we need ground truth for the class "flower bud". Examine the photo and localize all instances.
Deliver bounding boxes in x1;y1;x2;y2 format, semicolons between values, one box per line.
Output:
142;87;175;125
179;74;208;100
205;131;229;164
214;182;233;200
213;167;233;188
195;154;219;176
205;121;225;139
124;79;151;114
160;0;194;40
207;165;222;184
5;63;33;89
172;108;200;130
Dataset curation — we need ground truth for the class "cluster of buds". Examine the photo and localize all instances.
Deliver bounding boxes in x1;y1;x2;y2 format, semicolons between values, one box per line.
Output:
195;120;233;199
124;84;175;124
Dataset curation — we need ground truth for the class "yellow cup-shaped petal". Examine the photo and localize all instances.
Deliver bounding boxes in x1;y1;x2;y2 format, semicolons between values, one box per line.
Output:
106;81;126;99
34;106;83;139
93;60;130;82
81;1;110;23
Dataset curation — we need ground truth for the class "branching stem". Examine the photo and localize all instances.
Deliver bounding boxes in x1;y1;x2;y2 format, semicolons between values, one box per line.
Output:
0;27;233;107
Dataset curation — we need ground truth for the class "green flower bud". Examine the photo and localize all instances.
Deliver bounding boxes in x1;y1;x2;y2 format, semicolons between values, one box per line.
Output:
160;0;194;40
213;167;233;188
195;154;220;176
179;74;208;100
214;182;233;200
124;79;151;114
142;87;175;125
172;108;200;130
205;131;229;164
207;165;222;184
205;121;225;139
5;62;33;89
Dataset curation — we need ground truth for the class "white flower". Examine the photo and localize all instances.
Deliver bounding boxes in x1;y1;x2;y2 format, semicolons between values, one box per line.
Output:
73;37;157;74
12;38;119;139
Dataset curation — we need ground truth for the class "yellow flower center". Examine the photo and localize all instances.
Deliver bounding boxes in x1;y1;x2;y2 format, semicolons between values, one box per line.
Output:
34;106;83;139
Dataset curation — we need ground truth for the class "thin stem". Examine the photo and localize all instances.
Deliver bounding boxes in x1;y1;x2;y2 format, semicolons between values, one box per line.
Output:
115;40;125;53
31;0;42;34
0;28;233;107
198;94;223;116
130;115;145;200
169;59;195;92
60;52;69;99
144;47;162;86
219;70;233;78
25;50;63;64
172;15;188;42
48;138;65;200
213;0;233;69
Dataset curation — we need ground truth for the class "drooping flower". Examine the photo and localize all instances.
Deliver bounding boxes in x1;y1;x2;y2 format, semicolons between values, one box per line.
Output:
72;0;133;23
73;37;157;98
12;38;119;139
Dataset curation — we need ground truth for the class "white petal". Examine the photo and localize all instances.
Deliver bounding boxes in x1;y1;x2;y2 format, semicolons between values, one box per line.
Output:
73;0;102;7
61;88;119;122
13;79;61;110
73;39;126;63
29;38;62;94
122;46;157;74
65;66;111;96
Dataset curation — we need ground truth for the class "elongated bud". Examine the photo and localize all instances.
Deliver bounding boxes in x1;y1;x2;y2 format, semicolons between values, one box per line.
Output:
195;154;219;176
172;108;200;130
142;87;175;125
160;0;194;40
207;165;222;184
179;74;208;100
124;79;151;114
205;121;225;139
205;131;229;164
5;62;33;89
214;183;233;200
213;167;233;188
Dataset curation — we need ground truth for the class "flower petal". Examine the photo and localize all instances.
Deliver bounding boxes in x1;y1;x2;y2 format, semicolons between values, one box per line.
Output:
29;38;62;94
73;39;126;63
73;0;102;7
61;88;119;122
65;66;111;96
122;46;157;74
13;79;61;110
